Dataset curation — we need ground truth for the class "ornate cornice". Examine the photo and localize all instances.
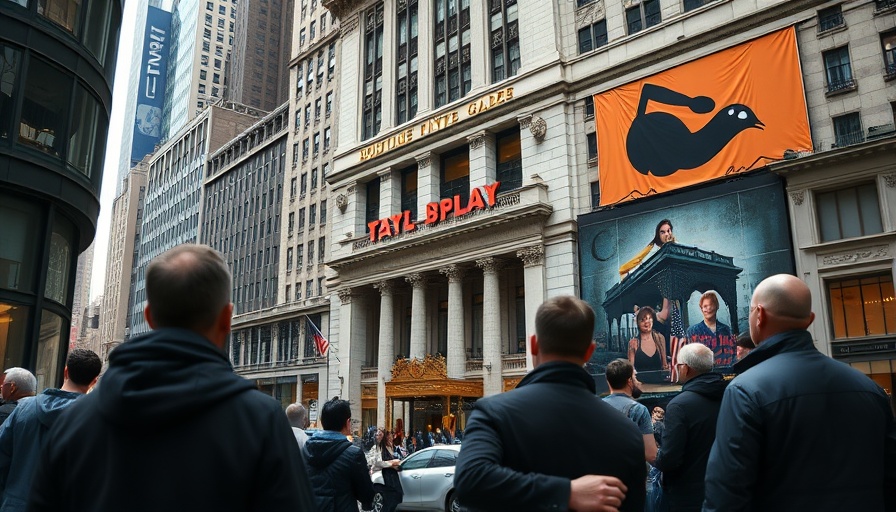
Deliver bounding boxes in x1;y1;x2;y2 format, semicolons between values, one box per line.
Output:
517;245;545;267
476;257;502;274
439;264;467;283
373;280;395;295
789;190;805;206
467;132;486;150
820;245;889;266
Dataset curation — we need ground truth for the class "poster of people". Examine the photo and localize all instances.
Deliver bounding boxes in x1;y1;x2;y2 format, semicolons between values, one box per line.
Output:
578;172;795;392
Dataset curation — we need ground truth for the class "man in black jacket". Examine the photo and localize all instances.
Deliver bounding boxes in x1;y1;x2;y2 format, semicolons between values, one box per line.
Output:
654;343;726;512
455;296;646;512
28;244;315;511
304;397;375;511
703;274;896;512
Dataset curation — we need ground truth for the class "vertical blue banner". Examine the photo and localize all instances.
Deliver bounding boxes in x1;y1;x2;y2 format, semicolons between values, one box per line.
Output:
131;6;172;165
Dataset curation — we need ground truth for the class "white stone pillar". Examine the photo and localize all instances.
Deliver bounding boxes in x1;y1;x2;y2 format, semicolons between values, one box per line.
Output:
517;245;546;371
468;0;489;93
416;0;433;115
406;273;427;360
337;288;364;424
416;152;439;216
374;280;395;428
439;264;466;379
477;257;503;396
336;13;362;153
378;168;399;217
380;5;396;132
468;131;496;190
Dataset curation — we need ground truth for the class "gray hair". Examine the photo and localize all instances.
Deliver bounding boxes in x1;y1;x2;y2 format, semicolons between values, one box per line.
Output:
285;403;307;429
678;344;713;374
4;367;37;395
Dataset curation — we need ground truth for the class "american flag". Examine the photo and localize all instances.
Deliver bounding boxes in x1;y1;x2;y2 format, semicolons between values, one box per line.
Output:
307;317;329;357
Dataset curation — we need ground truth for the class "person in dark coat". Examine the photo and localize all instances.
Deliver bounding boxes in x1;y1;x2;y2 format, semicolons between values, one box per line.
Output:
0;368;36;425
304;397;375;512
0;349;101;512
28;244;315;512
654;343;726;512
703;274;896;512
455;296;646;512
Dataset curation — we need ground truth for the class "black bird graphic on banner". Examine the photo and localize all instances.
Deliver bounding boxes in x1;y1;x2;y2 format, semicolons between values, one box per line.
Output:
626;84;764;177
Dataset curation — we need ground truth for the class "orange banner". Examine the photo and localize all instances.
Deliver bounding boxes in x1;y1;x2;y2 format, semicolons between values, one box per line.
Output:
595;27;811;206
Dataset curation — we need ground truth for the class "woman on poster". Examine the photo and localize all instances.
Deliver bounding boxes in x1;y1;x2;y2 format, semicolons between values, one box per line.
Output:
628;306;669;372
683;291;735;367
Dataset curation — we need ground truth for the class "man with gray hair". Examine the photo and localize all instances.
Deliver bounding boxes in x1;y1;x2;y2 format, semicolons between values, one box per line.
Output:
286;403;309;448
654;343;726;512
28;244;315;511
0;368;36;425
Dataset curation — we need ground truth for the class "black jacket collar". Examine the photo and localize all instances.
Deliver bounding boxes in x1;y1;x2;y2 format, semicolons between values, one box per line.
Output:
516;361;596;394
732;329;816;374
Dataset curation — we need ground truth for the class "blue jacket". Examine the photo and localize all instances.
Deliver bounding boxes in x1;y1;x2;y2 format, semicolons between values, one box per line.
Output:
303;430;375;511
703;329;896;512
0;390;80;512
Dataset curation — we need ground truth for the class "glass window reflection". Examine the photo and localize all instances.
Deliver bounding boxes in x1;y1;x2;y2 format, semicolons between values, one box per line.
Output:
38;0;83;36
83;0;111;63
20;57;72;158
0;303;29;371
45;215;75;305
0;45;22;139
36;309;64;392
0;195;39;293
67;84;100;176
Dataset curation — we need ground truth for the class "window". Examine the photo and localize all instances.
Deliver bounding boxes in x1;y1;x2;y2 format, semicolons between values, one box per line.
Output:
317;51;325;83
285;285;291;302
307;240;315;264
310;204;317;224
321;14;327;32
832;112;863;147
304;104;311;126
400;166;417;220
324;128;331;150
578;20;608;54
590;182;601;209
817;5;844;32
587;132;598;160
315;98;322;120
313;132;320;154
585;96;595;119
440;146;470;200
823;46;854;93
288;212;295;233
298;208;306;229
496;128;522;191
490;0;520;82
366;180;381;229
319;236;325;260
300;28;306;47
816;182;882;242
0;45;21;139
328;43;336;78
683;0;714;11
320;200;327;223
434;0;471;107
311;169;318;190
292;143;299;164
214;58;222;70
326;93;333;116
302;138;309;159
296;64;304;96
296;244;304;267
306;280;313;297
301;173;308;194
882;31;896;80
827;273;895;339
295;110;301;129
20;56;72;158
362;3;385;140
310;21;316;40
626;0;661;35
286;247;293;270
396;0;419;124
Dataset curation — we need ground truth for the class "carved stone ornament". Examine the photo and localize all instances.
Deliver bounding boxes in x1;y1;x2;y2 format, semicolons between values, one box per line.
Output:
416;154;431;169
884;174;896;188
439;264;467;282
517;245;545;267
518;114;532;129
335;193;348;212
337;289;353;304
373;280;395;295
406;273;426;287
391;354;448;381
529;116;547;142
821;246;889;266
476;257;502;274
467;133;485;150
789;191;805;206
341;14;360;33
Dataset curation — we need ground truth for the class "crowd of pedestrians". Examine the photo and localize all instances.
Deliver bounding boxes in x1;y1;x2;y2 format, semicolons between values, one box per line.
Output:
0;244;893;512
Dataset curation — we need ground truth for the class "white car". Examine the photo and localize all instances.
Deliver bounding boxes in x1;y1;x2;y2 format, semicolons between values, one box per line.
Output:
371;444;462;512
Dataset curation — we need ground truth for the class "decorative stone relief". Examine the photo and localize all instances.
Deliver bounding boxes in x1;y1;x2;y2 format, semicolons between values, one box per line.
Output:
373;280;394;295
518;114;532;130
789;191;805;206
416;153;431;170
884;174;896;188
476;257;502;274
406;273;426;287
335;193;348;212
517;246;545;268
379;170;391;183
337;289;353;304
341;14;360;33
821;245;889;266
529;116;547;142
467;133;485;150
439;264;467;283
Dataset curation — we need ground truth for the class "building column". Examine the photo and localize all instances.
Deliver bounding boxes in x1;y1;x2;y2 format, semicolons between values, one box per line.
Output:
406;272;427;360
517;245;545;371
439;264;466;379
468;0;489;93
338;288;365;428
477;257;502;395
468;131;496;190
380;5;397;132
378;167;399;217
335;13;362;153
415;0;433;115
416;152;439;216
374;280;395;428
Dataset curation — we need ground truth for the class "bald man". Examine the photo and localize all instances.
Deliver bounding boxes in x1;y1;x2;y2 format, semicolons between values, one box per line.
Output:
703;274;896;512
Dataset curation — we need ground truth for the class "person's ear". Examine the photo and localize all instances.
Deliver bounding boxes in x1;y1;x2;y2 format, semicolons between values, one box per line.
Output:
529;334;538;356
63;366;70;382
144;305;156;329
583;341;596;362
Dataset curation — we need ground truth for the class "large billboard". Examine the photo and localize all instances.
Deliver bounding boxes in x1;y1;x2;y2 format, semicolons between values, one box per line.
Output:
578;172;795;392
131;6;172;165
595;27;811;206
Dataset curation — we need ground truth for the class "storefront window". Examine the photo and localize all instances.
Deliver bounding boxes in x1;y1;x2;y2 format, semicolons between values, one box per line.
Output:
67;84;101;177
20;56;72;158
0;195;39;293
0;45;22;139
35;309;64;391
0;303;29;371
828;273;895;339
45;215;75;305
38;0;83;35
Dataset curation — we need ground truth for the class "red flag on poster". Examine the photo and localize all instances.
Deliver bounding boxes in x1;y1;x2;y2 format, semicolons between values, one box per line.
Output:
306;317;329;357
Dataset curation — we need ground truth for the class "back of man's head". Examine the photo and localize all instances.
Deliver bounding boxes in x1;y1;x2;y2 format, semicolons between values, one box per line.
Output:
286;403;307;429
320;397;351;432
66;349;102;386
751;274;814;343
605;358;634;390
4;368;36;397
145;244;232;332
534;296;595;358
677;343;713;375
